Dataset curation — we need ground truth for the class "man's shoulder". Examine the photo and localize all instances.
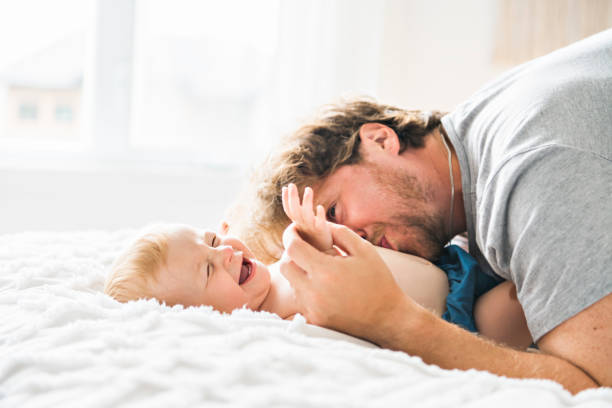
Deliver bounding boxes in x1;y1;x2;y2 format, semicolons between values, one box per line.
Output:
475;145;611;275
476;146;612;341
445;28;612;151
479;145;611;233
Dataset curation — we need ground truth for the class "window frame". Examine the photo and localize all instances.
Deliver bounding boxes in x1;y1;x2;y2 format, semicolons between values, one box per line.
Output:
0;0;385;172
0;0;238;171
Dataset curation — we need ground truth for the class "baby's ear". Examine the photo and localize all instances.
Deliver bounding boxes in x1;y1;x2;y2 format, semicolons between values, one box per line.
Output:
218;221;230;235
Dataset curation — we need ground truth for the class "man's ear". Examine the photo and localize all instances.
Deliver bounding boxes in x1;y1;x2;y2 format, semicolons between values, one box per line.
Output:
359;123;400;156
218;221;230;235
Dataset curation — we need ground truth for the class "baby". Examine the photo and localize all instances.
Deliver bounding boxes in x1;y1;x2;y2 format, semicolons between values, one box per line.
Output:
105;184;532;349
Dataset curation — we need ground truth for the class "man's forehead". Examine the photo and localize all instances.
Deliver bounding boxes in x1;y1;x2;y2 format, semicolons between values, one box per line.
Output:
312;164;355;206
311;179;331;206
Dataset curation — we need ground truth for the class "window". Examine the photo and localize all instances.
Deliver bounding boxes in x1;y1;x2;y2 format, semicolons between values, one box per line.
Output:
129;0;281;164
0;0;384;165
55;105;73;122
19;103;38;121
0;0;91;144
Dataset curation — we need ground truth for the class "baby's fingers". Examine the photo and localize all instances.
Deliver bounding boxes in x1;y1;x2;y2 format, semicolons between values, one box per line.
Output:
282;186;291;219
283;185;300;223
301;187;316;227
287;183;304;225
314;204;326;230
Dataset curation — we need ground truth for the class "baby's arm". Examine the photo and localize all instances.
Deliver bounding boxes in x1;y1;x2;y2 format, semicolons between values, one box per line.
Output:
374;246;449;317
474;281;533;350
282;183;334;253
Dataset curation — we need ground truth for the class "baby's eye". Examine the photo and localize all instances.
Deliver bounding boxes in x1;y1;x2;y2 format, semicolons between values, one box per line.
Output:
204;262;213;288
327;204;337;222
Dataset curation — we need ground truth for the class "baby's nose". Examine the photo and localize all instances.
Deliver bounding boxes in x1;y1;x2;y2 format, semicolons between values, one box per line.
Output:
213;245;238;269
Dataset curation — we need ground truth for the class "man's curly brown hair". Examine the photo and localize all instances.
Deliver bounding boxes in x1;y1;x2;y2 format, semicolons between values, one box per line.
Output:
226;98;444;264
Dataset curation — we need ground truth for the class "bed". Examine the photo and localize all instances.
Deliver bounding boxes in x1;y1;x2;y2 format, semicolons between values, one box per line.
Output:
1;229;611;407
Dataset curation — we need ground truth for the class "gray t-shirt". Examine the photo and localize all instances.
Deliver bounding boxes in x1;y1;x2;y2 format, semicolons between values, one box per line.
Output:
441;29;612;342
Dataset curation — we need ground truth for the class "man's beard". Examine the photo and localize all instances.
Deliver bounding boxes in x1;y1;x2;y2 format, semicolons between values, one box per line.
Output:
392;213;447;261
367;161;447;261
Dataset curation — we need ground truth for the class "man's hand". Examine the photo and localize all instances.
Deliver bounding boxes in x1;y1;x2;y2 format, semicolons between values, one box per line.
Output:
279;223;607;394
280;221;417;343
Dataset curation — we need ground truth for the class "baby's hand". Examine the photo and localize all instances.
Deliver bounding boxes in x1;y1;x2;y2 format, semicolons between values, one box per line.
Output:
282;183;333;253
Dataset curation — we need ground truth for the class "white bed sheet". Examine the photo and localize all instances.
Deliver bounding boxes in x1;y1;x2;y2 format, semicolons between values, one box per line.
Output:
1;230;611;408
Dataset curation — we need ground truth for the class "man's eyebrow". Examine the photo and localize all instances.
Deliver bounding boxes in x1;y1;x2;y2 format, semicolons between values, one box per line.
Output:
313;188;330;207
318;193;335;213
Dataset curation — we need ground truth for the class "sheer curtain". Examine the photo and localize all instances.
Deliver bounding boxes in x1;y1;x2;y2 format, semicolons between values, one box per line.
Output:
0;0;389;233
251;0;385;157
493;0;612;66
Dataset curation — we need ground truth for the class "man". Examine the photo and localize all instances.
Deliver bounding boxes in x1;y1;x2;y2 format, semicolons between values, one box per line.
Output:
240;30;612;393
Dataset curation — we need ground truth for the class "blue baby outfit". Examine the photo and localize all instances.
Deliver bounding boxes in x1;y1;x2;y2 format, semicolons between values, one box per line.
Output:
435;245;502;333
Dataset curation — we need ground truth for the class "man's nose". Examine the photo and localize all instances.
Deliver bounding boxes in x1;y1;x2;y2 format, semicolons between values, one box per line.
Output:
354;229;368;240
341;220;372;242
341;215;379;244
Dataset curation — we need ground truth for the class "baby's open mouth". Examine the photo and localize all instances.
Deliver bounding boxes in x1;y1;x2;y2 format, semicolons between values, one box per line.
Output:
239;258;253;285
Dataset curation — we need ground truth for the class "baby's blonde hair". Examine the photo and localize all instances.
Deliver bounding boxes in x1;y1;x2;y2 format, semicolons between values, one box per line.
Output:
104;228;170;302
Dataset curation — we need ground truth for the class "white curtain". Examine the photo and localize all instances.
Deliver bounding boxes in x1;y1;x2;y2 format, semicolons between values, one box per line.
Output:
250;0;386;157
493;0;612;66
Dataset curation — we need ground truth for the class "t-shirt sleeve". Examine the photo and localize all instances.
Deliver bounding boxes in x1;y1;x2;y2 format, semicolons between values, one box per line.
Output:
476;145;612;342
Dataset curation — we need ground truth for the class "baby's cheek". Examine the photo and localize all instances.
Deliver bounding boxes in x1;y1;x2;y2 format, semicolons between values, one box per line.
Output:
147;281;173;306
213;285;249;312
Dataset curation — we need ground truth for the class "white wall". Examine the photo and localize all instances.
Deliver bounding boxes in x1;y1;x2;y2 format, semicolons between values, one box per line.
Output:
378;0;503;111
3;0;608;234
0;165;245;233
0;0;522;235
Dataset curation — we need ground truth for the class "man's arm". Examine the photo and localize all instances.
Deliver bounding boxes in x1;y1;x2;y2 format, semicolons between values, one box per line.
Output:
381;295;607;394
280;223;609;394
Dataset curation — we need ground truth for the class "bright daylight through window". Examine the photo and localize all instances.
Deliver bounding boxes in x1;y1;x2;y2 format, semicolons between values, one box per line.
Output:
0;0;281;166
131;0;280;165
0;0;90;150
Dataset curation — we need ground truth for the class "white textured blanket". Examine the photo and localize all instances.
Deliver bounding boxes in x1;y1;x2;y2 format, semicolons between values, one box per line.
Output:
1;230;611;408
